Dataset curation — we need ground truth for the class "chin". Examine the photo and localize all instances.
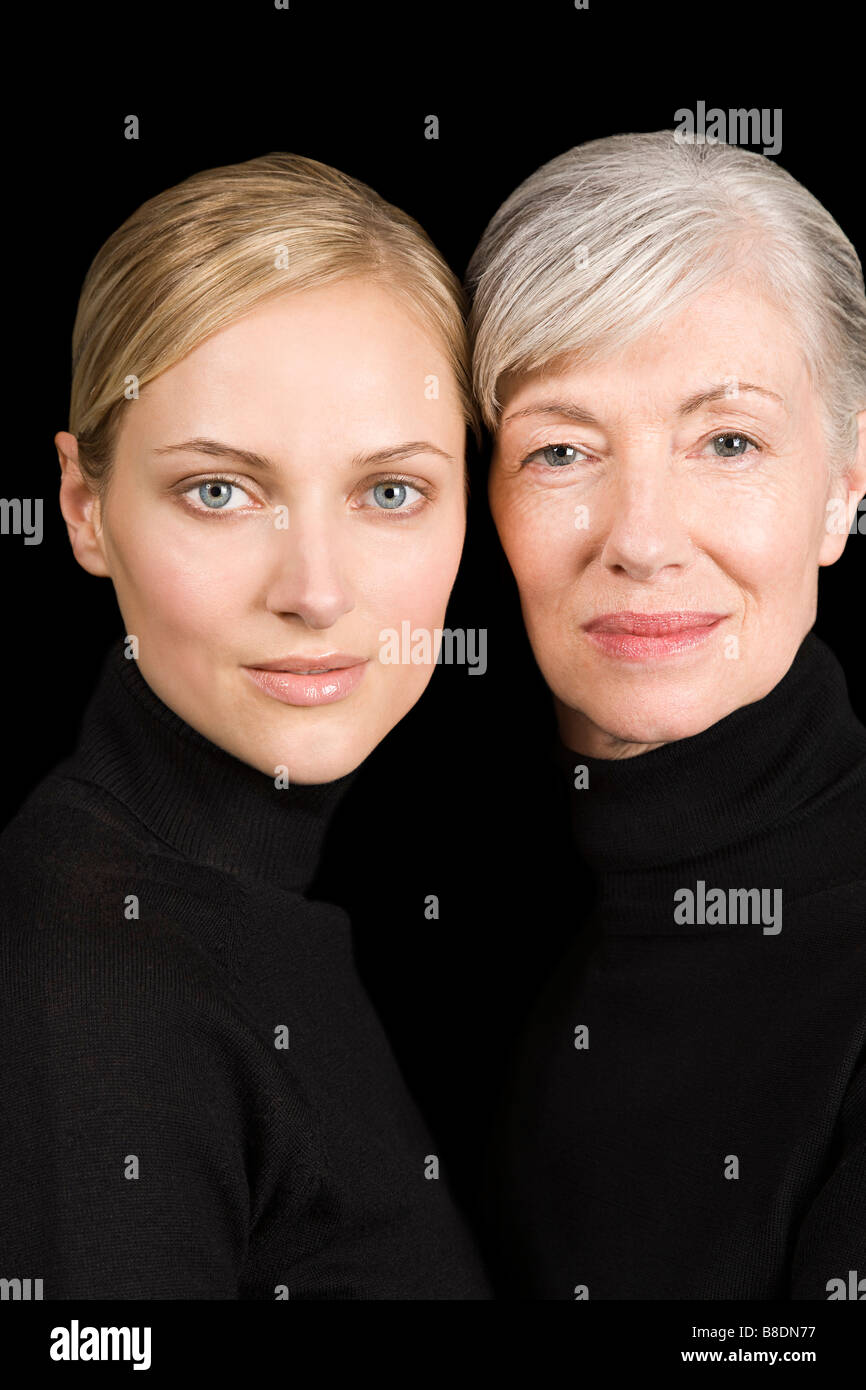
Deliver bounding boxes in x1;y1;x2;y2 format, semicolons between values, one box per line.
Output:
273;739;373;786
590;697;727;750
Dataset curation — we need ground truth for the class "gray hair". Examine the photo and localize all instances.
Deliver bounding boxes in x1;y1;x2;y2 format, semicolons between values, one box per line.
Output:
465;130;866;474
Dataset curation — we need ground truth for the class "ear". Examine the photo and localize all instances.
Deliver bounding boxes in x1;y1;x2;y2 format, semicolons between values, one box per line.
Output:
56;431;111;577
818;410;866;565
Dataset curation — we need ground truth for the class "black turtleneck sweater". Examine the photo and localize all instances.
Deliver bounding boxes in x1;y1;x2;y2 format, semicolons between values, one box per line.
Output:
0;639;493;1299
485;631;866;1300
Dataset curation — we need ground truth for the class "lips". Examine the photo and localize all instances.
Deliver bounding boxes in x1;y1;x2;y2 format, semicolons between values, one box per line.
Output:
583;611;726;636
247;652;366;673
242;653;368;707
582;611;727;661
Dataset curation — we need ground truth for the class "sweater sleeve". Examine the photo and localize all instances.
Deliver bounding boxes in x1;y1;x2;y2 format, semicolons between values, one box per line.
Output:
0;876;310;1300
790;1050;866;1300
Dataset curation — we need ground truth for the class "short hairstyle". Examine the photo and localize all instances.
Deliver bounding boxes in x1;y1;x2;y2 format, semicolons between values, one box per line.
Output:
69;152;479;495
465;130;866;474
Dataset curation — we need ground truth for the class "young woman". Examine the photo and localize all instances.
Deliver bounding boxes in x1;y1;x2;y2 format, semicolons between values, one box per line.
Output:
0;153;492;1299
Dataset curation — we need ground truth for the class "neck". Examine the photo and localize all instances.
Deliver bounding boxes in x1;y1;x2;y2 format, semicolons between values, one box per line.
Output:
557;630;866;874
64;637;358;896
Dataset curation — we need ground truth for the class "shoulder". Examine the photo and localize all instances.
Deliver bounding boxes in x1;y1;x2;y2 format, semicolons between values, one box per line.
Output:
0;767;248;945
2;765;180;882
0;778;323;1205
0;769;257;1081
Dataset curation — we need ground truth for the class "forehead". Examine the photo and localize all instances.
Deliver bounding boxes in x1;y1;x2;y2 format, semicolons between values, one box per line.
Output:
498;280;811;422
125;279;463;452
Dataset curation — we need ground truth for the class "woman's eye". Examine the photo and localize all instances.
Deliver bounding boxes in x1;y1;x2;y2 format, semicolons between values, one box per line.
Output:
363;480;424;511
525;443;591;468
185;478;254;511
706;432;759;459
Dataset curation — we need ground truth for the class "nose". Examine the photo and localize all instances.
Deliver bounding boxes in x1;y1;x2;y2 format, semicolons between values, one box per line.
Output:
598;454;694;582
263;506;355;629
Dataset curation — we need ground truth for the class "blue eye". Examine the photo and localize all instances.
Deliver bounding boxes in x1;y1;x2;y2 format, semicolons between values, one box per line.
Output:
540;444;585;467
199;480;234;508
183;478;254;512
357;477;426;515
710;432;758;458
521;443;592;468
368;480;425;511
373;482;408;508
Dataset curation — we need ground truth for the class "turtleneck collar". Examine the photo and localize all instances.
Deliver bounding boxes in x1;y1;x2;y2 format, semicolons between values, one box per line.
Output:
557;631;866;876
61;637;358;896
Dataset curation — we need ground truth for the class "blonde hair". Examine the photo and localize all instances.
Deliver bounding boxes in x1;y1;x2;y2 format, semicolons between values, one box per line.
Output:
69;152;479;494
465;131;866;475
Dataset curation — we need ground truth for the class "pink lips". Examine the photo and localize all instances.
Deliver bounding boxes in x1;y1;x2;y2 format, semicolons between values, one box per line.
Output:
582;611;727;660
242;653;368;707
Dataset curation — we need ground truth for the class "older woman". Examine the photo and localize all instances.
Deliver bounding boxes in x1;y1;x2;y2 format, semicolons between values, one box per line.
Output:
465;131;866;1300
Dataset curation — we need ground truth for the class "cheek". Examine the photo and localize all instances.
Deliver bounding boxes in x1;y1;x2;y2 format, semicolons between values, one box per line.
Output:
701;484;824;601
496;489;585;599
106;512;255;640
361;510;466;628
360;517;466;701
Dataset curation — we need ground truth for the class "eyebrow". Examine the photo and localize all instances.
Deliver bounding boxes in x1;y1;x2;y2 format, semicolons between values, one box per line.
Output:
500;382;787;428
152;436;457;472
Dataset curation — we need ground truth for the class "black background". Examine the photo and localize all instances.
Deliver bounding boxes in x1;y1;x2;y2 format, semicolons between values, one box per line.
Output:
4;0;864;1274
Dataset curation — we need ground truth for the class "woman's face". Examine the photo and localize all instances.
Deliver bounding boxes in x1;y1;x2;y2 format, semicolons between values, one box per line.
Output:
489;280;865;757
59;279;467;782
